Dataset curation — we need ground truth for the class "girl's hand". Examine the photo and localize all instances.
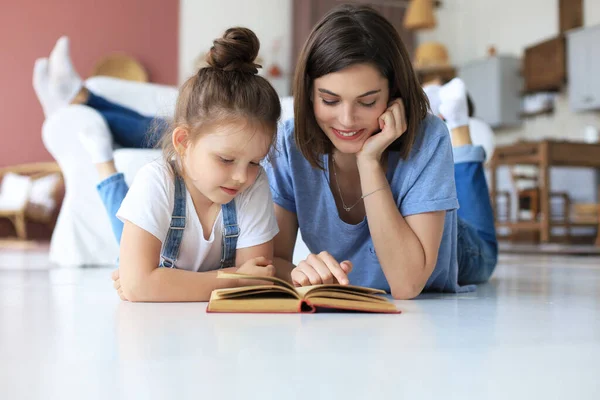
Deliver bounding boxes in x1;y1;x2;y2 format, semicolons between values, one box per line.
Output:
236;256;276;286
357;98;407;165
291;251;353;287
112;269;128;301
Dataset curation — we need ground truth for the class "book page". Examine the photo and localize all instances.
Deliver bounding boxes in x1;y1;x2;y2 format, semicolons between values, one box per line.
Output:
295;284;386;298
212;285;299;299
308;296;398;313
216;271;296;291
303;289;390;303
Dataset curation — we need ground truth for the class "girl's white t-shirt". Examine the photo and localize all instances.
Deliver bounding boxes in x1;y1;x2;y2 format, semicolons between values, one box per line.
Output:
117;161;279;272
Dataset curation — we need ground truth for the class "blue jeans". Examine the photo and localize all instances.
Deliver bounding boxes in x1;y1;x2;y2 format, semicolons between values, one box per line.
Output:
454;145;498;285
97;173;128;244
87;91;166;148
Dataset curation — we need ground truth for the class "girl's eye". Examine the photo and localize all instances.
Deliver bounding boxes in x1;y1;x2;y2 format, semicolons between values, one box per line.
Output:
321;98;339;106
360;100;376;107
250;162;261;167
219;157;234;164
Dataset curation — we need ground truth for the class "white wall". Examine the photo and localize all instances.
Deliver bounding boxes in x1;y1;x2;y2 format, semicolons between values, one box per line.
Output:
179;0;292;90
418;0;600;145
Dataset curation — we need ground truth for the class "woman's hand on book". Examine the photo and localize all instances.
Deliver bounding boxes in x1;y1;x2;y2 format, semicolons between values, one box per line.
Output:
292;252;353;286
236;256;276;286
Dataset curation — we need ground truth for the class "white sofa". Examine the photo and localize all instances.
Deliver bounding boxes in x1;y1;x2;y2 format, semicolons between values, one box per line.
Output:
43;76;301;267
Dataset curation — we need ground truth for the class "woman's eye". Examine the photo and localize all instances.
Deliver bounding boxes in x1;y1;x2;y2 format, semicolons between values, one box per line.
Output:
219;157;234;164
250;162;261;167
360;100;376;107
321;98;339;106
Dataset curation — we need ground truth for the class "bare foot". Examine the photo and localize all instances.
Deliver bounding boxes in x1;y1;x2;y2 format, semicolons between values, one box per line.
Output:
450;125;473;147
71;87;90;105
95;161;118;180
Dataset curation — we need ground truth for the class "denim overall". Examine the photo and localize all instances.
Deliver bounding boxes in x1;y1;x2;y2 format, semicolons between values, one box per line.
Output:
159;172;240;269
98;168;239;269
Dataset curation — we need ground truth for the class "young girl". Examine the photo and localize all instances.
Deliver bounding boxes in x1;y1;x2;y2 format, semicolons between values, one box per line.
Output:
266;4;497;298
82;28;282;302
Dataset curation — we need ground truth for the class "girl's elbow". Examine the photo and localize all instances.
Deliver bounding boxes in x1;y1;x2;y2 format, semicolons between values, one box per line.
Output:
120;276;152;302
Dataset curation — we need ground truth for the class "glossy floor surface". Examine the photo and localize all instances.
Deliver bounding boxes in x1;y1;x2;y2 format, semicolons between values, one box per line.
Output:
1;248;599;399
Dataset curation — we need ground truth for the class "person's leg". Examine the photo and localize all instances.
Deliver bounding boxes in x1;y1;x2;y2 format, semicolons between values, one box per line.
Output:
78;118;128;243
37;36;165;148
454;143;498;285
96;166;128;244
78;89;166;148
436;78;498;285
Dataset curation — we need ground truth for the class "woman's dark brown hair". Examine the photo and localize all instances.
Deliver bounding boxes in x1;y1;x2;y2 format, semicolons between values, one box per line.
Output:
159;27;281;171
293;4;429;169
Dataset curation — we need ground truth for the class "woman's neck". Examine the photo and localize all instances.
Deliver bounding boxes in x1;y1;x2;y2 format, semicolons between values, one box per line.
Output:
331;151;358;173
331;150;387;176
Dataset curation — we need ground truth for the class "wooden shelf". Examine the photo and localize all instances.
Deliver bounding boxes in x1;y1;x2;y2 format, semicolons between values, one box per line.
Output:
520;107;555;118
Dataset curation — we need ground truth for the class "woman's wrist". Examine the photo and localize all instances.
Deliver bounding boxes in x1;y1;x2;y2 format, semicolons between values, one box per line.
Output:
356;154;383;173
357;156;387;192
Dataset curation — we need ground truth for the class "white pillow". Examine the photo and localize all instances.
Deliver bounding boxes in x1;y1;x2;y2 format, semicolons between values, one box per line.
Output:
29;173;61;212
0;173;32;211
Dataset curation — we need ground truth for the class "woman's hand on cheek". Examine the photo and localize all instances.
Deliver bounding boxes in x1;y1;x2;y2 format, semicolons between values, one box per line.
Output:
291;251;353;287
357;98;407;165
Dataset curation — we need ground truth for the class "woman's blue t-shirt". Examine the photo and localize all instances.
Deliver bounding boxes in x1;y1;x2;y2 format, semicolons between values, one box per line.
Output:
265;114;473;293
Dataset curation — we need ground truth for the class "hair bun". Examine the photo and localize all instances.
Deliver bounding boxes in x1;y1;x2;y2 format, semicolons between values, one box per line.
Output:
206;27;261;74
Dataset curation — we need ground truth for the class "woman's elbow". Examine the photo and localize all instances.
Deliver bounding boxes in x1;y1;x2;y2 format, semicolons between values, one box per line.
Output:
389;271;429;299
390;283;424;300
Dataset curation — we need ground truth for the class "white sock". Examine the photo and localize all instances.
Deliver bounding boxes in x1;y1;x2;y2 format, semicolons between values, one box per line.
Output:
33;58;61;117
439;78;470;130
423;83;441;116
48;36;82;107
77;121;114;164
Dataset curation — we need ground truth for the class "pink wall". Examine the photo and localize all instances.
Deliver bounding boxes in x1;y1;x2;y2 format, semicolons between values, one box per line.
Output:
0;0;179;168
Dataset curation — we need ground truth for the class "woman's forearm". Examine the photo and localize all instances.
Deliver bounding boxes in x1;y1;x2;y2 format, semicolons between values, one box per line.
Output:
358;160;428;299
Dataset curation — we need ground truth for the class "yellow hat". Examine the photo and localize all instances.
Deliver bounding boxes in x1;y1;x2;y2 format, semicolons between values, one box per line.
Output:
413;42;453;72
91;54;149;82
404;0;436;30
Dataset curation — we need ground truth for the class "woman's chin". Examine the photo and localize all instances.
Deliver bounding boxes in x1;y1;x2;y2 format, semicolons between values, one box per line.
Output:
329;135;370;154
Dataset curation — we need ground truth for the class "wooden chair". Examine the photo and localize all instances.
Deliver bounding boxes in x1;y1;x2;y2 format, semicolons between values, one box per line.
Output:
0;162;63;240
496;166;572;241
571;185;600;247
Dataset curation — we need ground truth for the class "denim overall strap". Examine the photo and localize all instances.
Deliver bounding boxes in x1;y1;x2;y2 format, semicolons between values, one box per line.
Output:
220;200;239;268
159;173;186;268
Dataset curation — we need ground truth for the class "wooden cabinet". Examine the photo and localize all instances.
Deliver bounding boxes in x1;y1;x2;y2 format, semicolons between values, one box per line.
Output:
523;35;566;93
559;0;583;33
291;0;414;76
459;56;522;128
567;25;600;111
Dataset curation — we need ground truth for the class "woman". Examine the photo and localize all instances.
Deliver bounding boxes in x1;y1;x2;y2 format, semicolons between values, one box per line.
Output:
266;4;497;299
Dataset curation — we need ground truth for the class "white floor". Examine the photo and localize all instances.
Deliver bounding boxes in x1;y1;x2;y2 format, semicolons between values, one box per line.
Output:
1;248;600;399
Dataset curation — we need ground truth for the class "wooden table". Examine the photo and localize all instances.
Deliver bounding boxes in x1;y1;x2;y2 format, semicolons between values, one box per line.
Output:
489;140;600;243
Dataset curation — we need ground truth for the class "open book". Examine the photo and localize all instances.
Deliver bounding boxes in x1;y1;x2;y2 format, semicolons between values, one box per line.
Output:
207;272;399;314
